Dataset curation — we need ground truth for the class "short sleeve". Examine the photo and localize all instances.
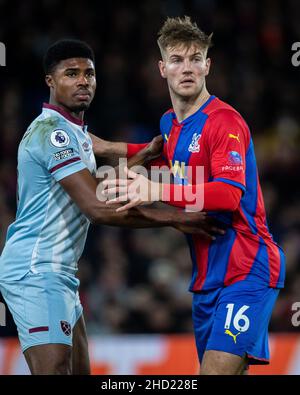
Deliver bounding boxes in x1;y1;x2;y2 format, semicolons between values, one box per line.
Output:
28;119;87;182
206;110;250;193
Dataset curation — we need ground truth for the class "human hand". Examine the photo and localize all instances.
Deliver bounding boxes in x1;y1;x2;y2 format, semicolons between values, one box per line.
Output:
144;135;164;161
102;167;161;212
173;210;226;241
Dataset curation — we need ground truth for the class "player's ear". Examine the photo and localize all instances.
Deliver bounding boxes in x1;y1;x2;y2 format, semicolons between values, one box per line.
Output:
158;60;167;79
45;74;54;89
205;58;211;76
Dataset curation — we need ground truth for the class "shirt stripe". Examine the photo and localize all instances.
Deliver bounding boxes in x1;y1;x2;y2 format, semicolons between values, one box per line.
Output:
49;157;81;174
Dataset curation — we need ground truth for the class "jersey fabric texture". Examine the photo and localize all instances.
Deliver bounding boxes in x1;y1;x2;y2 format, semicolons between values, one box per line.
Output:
0;271;82;352
0;103;96;281
159;96;285;292
0;103;96;351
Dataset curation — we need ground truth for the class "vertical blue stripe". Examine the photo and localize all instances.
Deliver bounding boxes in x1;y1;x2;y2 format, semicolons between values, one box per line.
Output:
203;228;237;288
160;112;174;139
277;246;286;287
241;139;258;234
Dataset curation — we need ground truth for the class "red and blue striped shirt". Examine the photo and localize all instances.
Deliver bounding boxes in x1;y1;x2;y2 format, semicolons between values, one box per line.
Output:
159;95;285;291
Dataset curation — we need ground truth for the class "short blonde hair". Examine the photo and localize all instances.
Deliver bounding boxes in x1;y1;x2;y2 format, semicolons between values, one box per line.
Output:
157;16;213;56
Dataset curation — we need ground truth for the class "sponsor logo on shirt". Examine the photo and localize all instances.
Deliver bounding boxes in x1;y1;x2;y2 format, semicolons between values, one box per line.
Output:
222;165;244;172
53;148;74;161
169;159;188;184
50;129;70;147
188;133;201;153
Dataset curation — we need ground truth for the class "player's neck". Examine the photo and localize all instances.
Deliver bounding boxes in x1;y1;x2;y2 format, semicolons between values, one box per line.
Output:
171;87;210;123
48;98;84;122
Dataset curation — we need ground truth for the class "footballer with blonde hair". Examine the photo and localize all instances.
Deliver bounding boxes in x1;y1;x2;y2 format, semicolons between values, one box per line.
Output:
99;16;286;375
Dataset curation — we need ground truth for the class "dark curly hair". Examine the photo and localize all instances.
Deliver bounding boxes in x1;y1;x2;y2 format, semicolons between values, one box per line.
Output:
43;39;95;74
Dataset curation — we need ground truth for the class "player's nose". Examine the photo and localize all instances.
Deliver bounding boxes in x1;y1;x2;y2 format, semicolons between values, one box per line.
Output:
182;58;192;72
77;74;89;86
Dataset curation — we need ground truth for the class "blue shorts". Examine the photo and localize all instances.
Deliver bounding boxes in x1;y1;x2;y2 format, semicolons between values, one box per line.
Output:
192;280;279;365
0;271;83;352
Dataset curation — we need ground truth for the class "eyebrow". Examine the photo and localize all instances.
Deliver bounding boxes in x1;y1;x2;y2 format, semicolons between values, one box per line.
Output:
169;52;203;58
64;67;95;72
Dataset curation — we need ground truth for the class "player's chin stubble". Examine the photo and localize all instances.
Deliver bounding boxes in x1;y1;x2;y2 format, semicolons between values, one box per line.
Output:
70;102;91;112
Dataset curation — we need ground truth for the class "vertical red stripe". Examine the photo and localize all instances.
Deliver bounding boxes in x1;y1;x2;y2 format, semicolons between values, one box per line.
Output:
167;123;183;161
264;239;281;286
192;236;210;290
224;211;261;286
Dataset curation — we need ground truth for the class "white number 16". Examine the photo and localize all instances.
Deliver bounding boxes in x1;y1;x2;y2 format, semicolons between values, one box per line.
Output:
224;304;250;332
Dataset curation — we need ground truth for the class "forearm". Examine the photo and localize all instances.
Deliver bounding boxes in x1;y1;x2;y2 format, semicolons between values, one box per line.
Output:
161;182;242;211
94;204;224;241
89;132;127;158
90;132;152;159
92;204;176;228
60;169;177;229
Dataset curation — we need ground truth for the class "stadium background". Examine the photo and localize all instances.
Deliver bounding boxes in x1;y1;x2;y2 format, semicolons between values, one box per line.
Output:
0;0;299;374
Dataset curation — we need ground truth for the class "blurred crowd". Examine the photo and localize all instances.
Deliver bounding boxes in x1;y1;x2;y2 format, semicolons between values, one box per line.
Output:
0;0;300;337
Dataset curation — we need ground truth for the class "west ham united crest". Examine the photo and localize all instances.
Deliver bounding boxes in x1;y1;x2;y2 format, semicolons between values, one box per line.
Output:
60;320;72;336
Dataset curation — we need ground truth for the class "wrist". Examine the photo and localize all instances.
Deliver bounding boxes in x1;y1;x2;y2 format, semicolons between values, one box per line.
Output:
137;146;151;160
102;141;128;158
136;206;176;226
169;208;182;227
138;142;159;161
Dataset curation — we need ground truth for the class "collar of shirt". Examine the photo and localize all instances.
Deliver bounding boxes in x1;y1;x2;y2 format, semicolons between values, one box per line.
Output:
43;102;85;127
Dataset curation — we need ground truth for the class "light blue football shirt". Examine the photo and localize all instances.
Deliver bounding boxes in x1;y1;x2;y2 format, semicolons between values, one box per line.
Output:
0;103;97;281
